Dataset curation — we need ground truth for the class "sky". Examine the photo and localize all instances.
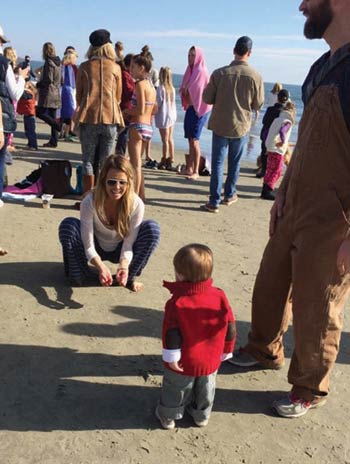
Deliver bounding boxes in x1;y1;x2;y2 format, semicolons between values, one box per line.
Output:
3;0;329;85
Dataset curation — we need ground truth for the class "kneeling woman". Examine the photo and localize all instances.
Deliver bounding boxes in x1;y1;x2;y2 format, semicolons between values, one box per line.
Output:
59;155;160;291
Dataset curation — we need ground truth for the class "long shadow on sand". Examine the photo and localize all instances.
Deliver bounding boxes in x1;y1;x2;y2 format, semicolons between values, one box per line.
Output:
61;308;350;366
0;261;84;310
0;343;288;431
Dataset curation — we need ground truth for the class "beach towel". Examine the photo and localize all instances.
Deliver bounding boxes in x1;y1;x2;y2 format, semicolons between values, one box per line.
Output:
4;177;43;195
179;47;212;117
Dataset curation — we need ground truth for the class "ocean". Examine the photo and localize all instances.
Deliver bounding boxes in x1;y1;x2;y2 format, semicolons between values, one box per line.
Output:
152;74;303;164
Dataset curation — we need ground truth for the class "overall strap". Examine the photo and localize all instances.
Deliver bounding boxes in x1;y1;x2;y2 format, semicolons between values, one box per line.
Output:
304;43;350;105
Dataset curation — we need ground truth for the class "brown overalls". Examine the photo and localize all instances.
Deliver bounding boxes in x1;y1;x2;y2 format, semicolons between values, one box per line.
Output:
245;84;350;402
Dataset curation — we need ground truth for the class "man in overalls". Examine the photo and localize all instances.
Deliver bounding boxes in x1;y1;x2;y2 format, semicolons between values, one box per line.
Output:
230;0;350;418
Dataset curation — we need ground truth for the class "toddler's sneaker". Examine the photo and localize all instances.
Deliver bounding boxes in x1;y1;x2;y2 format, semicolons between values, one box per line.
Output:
194;418;209;427
272;392;327;418
155;407;175;430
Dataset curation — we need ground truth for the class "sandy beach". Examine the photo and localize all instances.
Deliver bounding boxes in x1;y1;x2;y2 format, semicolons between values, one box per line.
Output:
1;119;350;464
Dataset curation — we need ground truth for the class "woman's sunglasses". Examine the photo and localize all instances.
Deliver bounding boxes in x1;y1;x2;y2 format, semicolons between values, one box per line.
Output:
106;179;128;187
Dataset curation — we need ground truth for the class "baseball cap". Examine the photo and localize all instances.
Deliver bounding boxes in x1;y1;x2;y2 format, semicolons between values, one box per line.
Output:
89;29;112;47
0;25;10;43
234;36;253;56
277;89;290;104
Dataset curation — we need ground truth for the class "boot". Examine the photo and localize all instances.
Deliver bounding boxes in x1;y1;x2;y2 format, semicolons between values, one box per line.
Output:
75;175;94;210
83;174;95;194
261;183;275;201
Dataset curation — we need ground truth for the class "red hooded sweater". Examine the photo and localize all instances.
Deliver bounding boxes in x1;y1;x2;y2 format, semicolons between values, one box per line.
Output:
162;279;236;377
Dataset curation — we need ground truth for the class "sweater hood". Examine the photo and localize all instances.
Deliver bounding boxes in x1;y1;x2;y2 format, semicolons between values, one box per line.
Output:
279;110;294;124
47;56;61;67
163;278;213;296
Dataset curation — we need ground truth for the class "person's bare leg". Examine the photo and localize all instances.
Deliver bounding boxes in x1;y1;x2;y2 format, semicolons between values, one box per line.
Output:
128;129;143;195
159;128;168;167
182;140;194;176
187;139;200;179
168;126;175;163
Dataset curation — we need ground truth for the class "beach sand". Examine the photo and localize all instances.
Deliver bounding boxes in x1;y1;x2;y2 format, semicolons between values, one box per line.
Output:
0;120;350;464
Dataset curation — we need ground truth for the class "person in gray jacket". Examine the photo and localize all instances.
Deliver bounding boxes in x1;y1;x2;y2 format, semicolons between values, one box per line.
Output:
202;36;264;213
36;42;61;148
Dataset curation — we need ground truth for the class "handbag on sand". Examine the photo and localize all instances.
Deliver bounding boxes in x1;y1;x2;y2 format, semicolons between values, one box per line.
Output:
40;160;72;197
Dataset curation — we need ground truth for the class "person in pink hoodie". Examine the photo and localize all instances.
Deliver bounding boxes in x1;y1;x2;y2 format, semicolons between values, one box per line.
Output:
179;46;211;180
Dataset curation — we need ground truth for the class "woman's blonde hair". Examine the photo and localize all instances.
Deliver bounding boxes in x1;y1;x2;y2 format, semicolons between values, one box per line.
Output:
62;51;77;65
272;82;282;94
173;244;213;282
86;43;116;61
4;47;17;68
42;42;56;60
94;155;135;239
159;66;175;102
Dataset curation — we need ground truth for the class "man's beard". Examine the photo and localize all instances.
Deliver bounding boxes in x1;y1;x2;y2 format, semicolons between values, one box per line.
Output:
304;0;333;39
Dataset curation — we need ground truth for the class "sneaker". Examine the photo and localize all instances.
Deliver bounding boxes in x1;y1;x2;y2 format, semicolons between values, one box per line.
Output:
194;418;209;427
272;393;327;418
227;347;284;370
5;151;13;165
43;141;57;148
227;348;259;367
221;194;238;205
201;203;219;213
155;407;175;430
144;159;155;169
0;199;4;208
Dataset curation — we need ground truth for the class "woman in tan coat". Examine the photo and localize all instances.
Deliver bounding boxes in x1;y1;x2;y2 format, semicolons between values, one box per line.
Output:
75;29;124;195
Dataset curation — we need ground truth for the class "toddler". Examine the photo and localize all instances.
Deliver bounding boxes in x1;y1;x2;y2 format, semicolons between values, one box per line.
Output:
261;101;296;200
17;81;38;150
156;243;236;429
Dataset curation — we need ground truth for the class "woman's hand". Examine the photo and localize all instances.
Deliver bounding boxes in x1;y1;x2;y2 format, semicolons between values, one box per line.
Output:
116;266;129;287
99;263;113;286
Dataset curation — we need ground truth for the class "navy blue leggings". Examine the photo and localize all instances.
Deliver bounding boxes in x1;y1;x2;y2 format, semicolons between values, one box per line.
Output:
58;217;160;284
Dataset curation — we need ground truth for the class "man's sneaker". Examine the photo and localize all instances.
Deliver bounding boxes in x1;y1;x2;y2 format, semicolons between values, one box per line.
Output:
221;194;238;205
272;392;327;419
201;203;219;213
194;418;209;427
227;348;259;367
227;347;285;370
155;407;175;430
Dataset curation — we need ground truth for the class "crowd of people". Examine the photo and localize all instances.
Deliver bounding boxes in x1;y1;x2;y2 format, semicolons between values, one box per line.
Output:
1;0;350;429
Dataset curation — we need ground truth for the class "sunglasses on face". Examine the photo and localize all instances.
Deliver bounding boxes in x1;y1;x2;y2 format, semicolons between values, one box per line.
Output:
106;179;128;187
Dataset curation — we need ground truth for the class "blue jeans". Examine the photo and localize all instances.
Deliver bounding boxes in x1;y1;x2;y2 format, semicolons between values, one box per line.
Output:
209;132;247;207
0;135;9;198
24;115;38;149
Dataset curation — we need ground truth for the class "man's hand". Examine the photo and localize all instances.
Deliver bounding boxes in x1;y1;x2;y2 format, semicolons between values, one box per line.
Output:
337;238;350;275
269;191;286;236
